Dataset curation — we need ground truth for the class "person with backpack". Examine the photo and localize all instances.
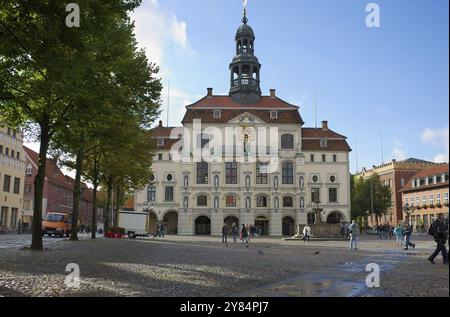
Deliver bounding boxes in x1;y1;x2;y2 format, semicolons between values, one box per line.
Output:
428;213;449;265
403;224;416;250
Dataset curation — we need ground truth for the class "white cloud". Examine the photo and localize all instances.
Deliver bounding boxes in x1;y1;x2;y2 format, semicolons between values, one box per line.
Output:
421;127;449;163
391;140;407;161
131;0;197;127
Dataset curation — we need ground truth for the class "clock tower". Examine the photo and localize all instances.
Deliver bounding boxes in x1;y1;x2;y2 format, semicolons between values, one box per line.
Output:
229;7;262;104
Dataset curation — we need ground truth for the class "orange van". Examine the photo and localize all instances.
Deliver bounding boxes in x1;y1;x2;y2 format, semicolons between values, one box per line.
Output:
42;213;72;237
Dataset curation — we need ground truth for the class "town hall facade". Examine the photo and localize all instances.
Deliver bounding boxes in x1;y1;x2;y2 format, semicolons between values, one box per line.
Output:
133;10;352;236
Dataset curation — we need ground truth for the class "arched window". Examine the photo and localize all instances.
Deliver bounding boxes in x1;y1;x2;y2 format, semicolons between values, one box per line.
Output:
197;195;208;207
282;162;294;184
243;39;248;53
283;196;294;208
281;134;294;149
226;195;237;208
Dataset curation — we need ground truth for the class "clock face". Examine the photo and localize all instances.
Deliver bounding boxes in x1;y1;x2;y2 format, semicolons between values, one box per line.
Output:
239;125;256;141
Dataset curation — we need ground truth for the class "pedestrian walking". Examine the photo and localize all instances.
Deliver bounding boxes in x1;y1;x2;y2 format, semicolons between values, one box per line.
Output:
403;224;416;250
393;224;404;246
221;223;228;244
428;213;449;265
302;225;311;242
349;220;360;251
231;223;239;243
161;224;166;238
241;224;249;246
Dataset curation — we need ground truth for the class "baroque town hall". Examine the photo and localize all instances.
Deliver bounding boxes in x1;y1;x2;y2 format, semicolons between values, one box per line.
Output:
133;10;352;236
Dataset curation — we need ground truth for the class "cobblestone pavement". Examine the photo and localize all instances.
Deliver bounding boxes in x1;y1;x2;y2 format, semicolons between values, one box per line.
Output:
0;235;448;297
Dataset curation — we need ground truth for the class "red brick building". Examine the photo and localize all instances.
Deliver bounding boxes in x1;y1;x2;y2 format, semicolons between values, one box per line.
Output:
356;158;440;226
23;147;95;226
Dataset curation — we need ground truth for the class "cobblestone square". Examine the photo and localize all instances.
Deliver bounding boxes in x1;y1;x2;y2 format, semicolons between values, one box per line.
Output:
0;235;448;297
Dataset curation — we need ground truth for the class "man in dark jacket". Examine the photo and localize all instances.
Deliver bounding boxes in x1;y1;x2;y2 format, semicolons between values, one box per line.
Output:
428;213;449;265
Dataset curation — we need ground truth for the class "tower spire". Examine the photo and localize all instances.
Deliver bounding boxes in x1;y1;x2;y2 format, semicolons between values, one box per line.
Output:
242;0;248;24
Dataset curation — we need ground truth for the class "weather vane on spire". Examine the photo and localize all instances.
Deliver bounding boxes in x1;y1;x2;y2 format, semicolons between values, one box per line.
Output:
242;0;248;24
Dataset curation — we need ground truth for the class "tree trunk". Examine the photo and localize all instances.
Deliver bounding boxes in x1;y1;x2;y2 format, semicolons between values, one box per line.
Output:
104;177;113;233
114;185;120;227
91;157;99;239
70;135;85;241
31;122;50;251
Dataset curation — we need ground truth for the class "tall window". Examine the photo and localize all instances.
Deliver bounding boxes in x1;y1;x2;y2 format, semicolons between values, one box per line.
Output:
310;154;315;162
197;162;209;184
333;154;337;162
283;196;293;208
165;187;174;202
225;162;238;184
256;195;268;207
429;194;434;206
322;154;326;162
13;178;20;194
226;195;237;207
3;175;11;192
329;188;338;203
147;186;156;202
444;192;449;204
401;178;405;187
282;162;294;184
311;188;320;203
422;195;427;206
437;193;441;205
197;195;208;207
256;162;268;184
281;134;294;149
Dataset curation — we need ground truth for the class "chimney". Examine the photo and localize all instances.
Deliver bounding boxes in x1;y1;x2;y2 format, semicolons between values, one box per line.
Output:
270;89;276;98
321;120;328;130
207;88;213;97
159;120;163;128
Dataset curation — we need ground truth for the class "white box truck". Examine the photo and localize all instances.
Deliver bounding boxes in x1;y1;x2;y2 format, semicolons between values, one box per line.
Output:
118;211;149;239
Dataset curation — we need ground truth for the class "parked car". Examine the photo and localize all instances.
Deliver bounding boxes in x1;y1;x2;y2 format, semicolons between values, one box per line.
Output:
366;227;378;235
42;213;72;237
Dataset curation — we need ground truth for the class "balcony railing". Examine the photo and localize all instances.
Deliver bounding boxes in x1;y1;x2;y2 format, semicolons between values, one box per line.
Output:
230;77;260;92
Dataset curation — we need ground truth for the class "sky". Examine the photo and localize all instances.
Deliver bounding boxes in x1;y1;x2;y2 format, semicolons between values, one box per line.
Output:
25;0;450;175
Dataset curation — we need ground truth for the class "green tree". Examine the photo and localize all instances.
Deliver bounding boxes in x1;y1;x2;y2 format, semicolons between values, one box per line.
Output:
0;0;153;249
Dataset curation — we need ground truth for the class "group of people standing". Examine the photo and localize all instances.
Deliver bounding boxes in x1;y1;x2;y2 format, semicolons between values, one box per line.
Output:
221;223;254;246
393;223;416;250
153;223;166;239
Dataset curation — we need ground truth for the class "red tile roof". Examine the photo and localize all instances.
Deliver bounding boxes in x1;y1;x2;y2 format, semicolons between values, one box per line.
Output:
301;139;352;152
400;164;449;192
24;147;94;201
182;108;304;124
187;95;299;110
302;128;347;139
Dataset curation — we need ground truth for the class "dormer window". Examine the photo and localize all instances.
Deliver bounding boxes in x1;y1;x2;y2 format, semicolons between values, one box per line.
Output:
157;138;165;147
320;139;328;148
270;111;278;119
213;110;222;119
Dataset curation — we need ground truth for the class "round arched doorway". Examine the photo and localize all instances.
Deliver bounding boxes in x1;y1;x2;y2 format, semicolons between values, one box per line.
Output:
195;216;211;235
255;216;269;236
327;212;344;224
282;216;295;236
224;216;239;234
163;211;178;235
